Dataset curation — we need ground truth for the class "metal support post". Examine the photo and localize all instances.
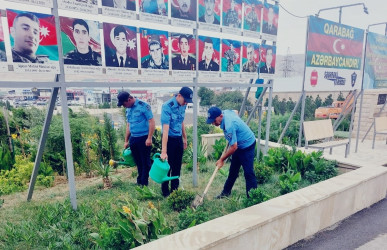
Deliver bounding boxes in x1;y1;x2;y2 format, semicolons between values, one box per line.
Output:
256;104;263;161
278;93;303;144
264;83;274;154
297;91;306;147
355;89;364;152
192;27;199;187
246;86;268;125
361;101;387;142
27;87;59;200
239;79;254;116
347;90;359;155
60;87;77;210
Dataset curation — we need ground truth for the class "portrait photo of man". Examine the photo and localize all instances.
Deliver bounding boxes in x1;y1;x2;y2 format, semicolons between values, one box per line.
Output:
223;41;240;72
199;0;220;25
62;18;102;66
242;43;258;73
262;5;278;35
0;20;7;62
260;46;275;74
102;0;136;10
223;0;241;28
244;0;261;32
104;24;137;68
141;30;169;70
171;0;197;21
198;37;219;71
172;34;196;71
140;0;167;16
9;12;49;63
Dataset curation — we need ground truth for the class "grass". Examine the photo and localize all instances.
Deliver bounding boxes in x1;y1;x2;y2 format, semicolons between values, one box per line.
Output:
0;160;335;249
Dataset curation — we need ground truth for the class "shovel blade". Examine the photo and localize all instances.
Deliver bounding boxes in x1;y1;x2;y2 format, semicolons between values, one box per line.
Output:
191;194;204;209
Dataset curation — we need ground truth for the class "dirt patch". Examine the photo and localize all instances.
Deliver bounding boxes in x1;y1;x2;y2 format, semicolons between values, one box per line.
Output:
0;168;135;209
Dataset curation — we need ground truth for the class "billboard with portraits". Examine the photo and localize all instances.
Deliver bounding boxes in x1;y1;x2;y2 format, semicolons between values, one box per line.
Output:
7;9;59;73
259;44;276;78
139;0;169;25
364;32;387;89
261;2;279;41
198;0;221;31
103;23;138;77
140;28;169;77
58;0;99;15
243;0;262;38
60;16;102;74
222;39;241;75
222;0;242;35
242;42;259;75
171;0;197;28
102;0;137;19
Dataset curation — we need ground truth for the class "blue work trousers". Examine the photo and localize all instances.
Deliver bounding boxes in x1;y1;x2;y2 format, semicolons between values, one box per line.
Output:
222;141;257;197
161;136;183;196
129;135;151;186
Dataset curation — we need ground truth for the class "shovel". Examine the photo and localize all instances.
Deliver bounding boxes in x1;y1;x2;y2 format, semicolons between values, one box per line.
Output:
191;166;219;209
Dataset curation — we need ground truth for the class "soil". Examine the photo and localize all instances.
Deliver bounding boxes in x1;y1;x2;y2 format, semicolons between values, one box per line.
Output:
0;168;134;209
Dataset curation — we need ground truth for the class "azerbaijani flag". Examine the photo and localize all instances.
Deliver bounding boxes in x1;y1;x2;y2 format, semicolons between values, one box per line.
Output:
103;23;137;60
222;0;242;27
262;2;278;31
0;18;6;58
258;44;276;69
221;39;241;72
243;0;262;32
306;16;364;70
7;9;59;61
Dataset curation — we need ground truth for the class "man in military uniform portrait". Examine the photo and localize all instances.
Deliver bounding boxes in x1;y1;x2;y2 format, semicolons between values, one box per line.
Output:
199;37;219;71
172;34;196;70
199;0;220;25
260;47;275;74
224;0;240;28
224;43;238;72
63;19;102;66
141;34;169;69
172;0;195;20
242;43;257;73
106;25;137;68
245;3;259;31
10;12;49;63
262;6;277;35
140;0;167;16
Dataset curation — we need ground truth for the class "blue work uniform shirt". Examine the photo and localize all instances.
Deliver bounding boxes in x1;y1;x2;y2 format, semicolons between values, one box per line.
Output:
220;110;256;149
126;99;153;137
161;96;186;137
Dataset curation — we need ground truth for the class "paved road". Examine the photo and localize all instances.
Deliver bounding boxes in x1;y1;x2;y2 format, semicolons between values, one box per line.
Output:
286;196;387;250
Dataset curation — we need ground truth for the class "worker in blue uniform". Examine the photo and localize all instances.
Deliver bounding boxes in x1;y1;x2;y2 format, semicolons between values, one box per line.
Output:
160;87;193;197
117;91;155;186
206;106;257;198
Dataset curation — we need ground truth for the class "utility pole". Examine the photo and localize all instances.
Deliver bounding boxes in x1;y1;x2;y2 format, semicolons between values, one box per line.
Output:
280;47;295;78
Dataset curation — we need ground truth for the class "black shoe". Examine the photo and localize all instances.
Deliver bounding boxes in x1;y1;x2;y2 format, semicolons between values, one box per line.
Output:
215;192;230;199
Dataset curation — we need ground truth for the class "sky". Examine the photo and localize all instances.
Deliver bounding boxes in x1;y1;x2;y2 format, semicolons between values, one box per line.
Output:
277;0;387;55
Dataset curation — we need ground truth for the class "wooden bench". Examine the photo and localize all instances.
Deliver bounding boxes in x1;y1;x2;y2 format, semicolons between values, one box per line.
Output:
373;116;387;149
303;119;349;158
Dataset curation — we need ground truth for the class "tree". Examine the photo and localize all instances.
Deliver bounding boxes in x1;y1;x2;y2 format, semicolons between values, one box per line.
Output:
214;91;250;110
315;95;322;108
323;94;334;107
198;87;215;107
337;92;345;101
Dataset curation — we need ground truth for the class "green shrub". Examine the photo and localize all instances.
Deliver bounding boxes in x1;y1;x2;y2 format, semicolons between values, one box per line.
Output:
0;155;34;195
254;161;274;184
305;158;338;183
243;188;271;207
36;175;54;188
279;170;301;195
177;206;209;231
167;189;195;212
211;138;226;160
135;185;159;200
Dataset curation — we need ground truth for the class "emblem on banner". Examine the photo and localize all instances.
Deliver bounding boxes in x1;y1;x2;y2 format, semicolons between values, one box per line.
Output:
310;70;318;87
351;72;357;87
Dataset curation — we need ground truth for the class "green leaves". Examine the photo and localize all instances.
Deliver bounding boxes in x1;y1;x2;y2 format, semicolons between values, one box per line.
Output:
167;189;195;212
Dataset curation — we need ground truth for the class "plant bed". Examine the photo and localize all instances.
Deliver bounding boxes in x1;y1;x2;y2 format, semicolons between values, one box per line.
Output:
0;147;341;249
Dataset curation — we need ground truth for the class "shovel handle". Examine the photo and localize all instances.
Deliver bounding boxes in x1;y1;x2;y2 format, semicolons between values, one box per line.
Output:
202;166;219;196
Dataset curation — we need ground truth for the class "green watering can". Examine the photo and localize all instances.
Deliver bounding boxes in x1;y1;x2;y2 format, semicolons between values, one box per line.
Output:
149;153;179;184
109;148;136;167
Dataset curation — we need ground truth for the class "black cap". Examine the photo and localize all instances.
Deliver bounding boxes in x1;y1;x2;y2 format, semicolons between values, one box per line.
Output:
117;91;131;107
206;106;222;124
179;87;193;103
